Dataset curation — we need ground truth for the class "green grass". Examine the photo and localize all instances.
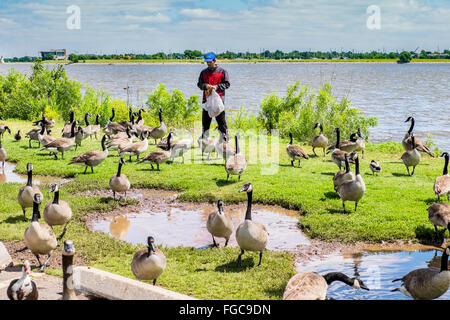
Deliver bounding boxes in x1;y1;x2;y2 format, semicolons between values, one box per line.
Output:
0;119;446;298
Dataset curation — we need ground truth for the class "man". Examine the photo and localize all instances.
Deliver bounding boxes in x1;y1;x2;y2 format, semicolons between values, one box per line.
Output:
197;52;230;138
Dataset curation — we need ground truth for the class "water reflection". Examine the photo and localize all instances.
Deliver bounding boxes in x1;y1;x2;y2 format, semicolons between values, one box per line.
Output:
0;162;39;184
109;216;131;240
90;205;309;251
295;248;450;300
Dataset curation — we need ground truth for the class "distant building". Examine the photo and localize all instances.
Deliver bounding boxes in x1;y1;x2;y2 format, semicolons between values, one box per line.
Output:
39;49;67;60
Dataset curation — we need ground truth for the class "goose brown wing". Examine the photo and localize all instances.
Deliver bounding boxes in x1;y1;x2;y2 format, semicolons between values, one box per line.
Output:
288;145;309;159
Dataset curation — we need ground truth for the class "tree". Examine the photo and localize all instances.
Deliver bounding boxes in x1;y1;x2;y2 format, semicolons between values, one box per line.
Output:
43;53;54;61
398;51;412;64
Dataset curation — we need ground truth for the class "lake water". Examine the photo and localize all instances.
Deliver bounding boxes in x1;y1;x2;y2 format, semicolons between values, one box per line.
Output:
1;63;449;151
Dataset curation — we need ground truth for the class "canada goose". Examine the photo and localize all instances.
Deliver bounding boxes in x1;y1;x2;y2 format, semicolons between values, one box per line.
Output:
235;183;268;267
14;130;22;141
82;112;93;140
312;123;328;157
392;246;450;300
131;236;166;285
198;132;217;160
286;132;309;168
402;117;435;157
62;240;77;300
401;134;421;176
0;124;11;139
18;163;43;221
42;121;77;159
140;132;172;170
149;108;168;144
428;203;450;238
327;132;358;153
337;155;366;213
37;121;56;148
369;160;382;175
32;113;55;130
104;108;127;134
24;193;58;271
62;111;77;138
215;132;236;161
0;141;6;168
107;128;136;151
170;129;194;163
43;183;72;240
331;128;355;170
225;134;247;181
157;129;176;151
434;152;450;200
333;153;355;192
136;108;145;126
90;114;101;139
118;108;135;129
109;157;130;200
69;135;109;174
7;260;38;300
119;131;148;162
74;126;84;150
283;271;369;300
26;127;49;148
207;200;233;247
354;128;366;159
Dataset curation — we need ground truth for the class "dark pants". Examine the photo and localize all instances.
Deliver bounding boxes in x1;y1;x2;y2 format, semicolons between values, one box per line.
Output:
202;109;228;138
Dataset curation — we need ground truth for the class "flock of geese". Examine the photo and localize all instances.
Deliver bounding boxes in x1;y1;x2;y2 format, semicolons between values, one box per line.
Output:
1;110;449;300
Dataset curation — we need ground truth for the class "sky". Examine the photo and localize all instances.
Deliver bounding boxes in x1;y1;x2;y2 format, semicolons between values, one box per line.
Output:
0;0;449;57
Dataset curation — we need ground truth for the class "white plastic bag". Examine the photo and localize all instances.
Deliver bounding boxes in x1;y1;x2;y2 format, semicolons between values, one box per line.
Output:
205;89;224;118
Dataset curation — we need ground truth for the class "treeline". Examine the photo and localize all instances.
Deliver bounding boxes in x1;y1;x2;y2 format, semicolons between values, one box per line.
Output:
4;49;450;62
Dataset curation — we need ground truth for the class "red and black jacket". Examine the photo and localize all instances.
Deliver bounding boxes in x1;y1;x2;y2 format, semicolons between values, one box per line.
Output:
197;65;230;103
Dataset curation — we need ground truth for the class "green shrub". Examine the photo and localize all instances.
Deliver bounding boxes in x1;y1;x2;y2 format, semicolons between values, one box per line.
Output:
258;81;378;143
145;84;201;128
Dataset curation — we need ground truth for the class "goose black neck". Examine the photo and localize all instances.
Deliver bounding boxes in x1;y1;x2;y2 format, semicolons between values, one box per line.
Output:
235;136;240;154
126;128;131;138
147;244;154;257
101;135;107;151
116;162;123;177
110;109;115;121
355;157;360;175
441;249;449;272
345;156;350;173
323;272;354;286
130;113;135;124
39;123;45;135
52;190;59;204
32;202;40;222
289;134;293;145
320;124;323;134
69;111;74;123
245;190;252;221
443;154;449;175
128;108;133;121
27;170;33;187
70;122;76;138
85;113;90;126
408;118;415;134
159;110;162;123
335;130;340;148
167;133;172;149
95;114;100;125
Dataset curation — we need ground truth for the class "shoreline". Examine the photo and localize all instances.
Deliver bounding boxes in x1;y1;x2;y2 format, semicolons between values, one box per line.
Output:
2;60;450;66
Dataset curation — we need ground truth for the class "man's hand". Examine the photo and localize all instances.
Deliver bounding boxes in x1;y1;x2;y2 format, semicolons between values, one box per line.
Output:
206;84;217;90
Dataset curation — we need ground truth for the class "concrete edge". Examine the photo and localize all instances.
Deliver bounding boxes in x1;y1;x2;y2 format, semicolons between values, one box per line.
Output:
73;266;197;300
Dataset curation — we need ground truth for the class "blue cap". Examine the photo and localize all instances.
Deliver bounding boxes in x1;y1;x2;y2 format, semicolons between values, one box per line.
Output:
204;52;216;62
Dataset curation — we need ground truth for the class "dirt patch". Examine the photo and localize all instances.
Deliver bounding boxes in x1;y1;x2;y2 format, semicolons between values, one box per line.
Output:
3;240;88;271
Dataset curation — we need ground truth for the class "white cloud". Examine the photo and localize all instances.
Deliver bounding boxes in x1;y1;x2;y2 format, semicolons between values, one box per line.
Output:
180;8;221;19
0;18;18;26
124;13;171;23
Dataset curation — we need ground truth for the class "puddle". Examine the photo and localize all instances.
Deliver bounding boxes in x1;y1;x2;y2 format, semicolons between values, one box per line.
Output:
89;200;309;252
295;245;450;300
0;162;66;185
